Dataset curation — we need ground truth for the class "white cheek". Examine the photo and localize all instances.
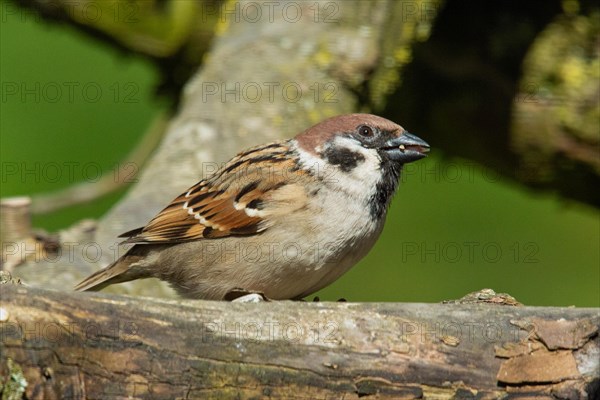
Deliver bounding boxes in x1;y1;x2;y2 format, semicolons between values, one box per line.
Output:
330;136;382;196
294;137;382;201
345;143;382;184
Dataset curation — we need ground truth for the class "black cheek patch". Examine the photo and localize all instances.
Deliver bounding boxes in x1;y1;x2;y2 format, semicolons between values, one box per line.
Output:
323;146;365;172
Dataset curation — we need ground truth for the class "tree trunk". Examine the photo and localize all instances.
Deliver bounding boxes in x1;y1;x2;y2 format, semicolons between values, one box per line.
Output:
1;285;598;399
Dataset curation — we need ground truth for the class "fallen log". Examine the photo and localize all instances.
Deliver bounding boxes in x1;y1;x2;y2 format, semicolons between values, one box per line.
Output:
0;284;598;399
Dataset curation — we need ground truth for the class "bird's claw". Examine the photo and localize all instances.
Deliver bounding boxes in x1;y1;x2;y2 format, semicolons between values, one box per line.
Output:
225;288;270;302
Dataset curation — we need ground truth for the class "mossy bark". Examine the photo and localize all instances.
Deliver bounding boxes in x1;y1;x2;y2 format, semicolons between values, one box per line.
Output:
1;285;598;399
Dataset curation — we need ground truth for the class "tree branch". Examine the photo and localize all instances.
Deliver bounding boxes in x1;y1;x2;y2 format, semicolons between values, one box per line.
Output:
1;285;598;399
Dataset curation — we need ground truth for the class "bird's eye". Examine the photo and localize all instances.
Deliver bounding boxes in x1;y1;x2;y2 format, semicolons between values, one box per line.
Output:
358;125;374;137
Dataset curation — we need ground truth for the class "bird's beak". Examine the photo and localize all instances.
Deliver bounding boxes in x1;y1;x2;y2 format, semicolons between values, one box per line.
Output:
381;132;430;163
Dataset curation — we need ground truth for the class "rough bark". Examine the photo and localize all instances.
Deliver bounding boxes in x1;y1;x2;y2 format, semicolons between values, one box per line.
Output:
1;285;598;399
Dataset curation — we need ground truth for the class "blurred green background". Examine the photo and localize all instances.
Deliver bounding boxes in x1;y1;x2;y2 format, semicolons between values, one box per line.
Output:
1;3;598;306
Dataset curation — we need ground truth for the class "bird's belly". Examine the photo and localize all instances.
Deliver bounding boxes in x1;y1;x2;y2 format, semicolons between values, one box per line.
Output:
157;189;383;300
156;223;382;300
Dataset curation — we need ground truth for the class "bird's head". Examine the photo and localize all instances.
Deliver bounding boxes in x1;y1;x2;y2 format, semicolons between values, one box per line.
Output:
295;114;430;218
296;113;429;172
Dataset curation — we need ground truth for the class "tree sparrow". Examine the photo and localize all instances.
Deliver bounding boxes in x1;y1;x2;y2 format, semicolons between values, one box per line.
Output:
75;114;429;300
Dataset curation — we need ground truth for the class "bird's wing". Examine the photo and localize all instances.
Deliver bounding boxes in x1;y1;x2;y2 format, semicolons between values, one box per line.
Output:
120;141;310;244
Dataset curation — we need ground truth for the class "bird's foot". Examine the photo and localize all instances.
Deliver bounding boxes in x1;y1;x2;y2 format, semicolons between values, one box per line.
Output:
225;288;270;303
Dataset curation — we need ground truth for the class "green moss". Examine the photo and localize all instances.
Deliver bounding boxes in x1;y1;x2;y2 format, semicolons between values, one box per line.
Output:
369;0;442;110
512;3;600;180
0;358;27;400
43;0;217;57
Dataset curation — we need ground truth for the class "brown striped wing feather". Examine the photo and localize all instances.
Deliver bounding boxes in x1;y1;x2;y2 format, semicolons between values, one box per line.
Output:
120;141;309;244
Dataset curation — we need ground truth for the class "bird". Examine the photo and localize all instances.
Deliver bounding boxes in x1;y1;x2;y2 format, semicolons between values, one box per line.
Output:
75;114;430;300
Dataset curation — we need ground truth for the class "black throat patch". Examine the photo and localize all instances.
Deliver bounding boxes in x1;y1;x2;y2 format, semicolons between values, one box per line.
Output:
322;146;365;172
370;160;401;219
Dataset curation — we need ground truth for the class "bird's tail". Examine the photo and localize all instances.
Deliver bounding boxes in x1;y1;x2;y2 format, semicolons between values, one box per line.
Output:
74;246;147;292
